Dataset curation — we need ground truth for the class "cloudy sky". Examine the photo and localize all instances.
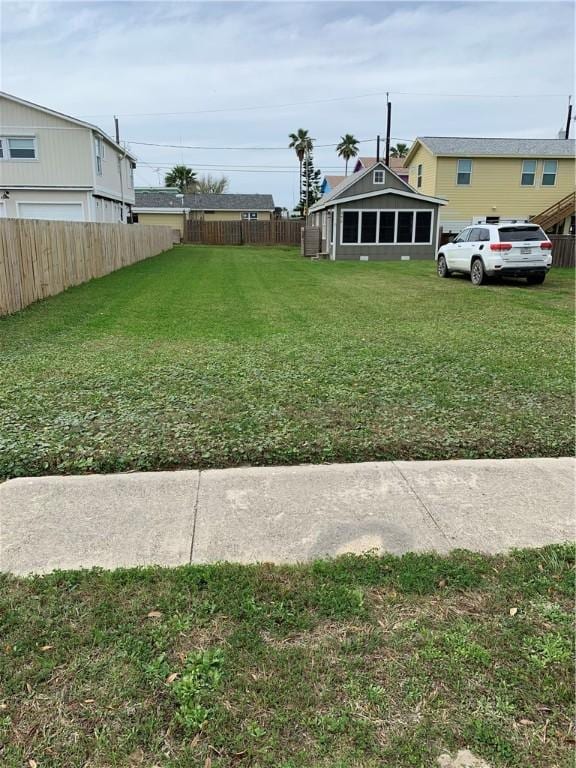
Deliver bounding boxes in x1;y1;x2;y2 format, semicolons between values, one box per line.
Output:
1;0;574;208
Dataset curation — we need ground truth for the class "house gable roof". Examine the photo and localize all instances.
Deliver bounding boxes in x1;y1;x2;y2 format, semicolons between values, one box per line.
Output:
134;190;275;211
310;160;417;212
405;136;576;164
0;90;137;161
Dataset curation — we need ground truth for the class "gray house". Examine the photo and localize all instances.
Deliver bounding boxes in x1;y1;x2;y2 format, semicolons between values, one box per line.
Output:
308;161;447;261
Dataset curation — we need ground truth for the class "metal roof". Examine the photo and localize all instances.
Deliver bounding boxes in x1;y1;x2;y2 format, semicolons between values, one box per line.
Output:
134;190;275;210
417;136;575;157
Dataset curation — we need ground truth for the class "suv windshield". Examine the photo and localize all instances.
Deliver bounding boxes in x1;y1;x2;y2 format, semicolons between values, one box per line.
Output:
498;226;546;242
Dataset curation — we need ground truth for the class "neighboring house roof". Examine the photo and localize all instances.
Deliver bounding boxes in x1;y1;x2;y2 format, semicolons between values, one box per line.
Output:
0;90;137;161
324;175;346;189
309;160;446;213
355;156;409;174
405;136;576;165
134;191;275;210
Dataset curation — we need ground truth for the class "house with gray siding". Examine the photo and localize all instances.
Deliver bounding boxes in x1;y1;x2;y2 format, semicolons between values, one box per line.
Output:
308;160;447;261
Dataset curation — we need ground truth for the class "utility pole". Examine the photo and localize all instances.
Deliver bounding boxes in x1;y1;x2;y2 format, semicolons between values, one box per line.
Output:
385;93;391;166
565;96;572;139
114;115;120;144
376;135;381;162
305;142;309;216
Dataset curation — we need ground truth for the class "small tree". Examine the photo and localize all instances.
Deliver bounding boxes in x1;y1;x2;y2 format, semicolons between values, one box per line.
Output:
164;165;198;193
197;174;229;194
336;134;359;175
389;143;410;159
296;150;321;216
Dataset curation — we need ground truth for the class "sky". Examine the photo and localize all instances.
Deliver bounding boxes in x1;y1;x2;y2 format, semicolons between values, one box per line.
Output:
0;0;574;209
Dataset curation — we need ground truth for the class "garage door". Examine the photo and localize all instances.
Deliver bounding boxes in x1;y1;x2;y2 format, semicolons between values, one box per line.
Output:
18;202;84;221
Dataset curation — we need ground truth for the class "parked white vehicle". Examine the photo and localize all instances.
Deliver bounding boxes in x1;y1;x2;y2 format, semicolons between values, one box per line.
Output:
436;222;553;285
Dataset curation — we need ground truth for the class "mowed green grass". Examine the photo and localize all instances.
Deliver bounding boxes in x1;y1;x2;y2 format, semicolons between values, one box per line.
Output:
1;546;574;767
0;246;573;478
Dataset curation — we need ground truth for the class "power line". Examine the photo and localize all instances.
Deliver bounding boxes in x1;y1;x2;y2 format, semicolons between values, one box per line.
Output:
126;138;376;151
79;89;571;119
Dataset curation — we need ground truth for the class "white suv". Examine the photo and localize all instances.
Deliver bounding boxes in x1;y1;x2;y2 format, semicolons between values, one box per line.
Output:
436;222;553;285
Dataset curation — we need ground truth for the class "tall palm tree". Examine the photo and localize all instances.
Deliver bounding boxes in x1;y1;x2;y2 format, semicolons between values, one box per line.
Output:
390;143;410;159
336;134;359;175
164;165;198;193
288;129;312;202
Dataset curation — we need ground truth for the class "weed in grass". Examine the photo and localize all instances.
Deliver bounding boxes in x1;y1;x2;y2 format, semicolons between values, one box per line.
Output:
524;633;573;668
172;648;224;733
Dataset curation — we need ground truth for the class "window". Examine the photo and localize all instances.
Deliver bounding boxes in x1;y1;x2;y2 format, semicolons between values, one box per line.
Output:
541;159;557;186
360;211;377;243
241;211;258;219
485;216;500;224
417;163;423;188
521;159;536;186
373;169;385;184
498;226;546;242
453;229;471;244
379;212;395;243
342;211;359;242
94;137;103;175
414;211;432;243
477;228;490;241
457;158;472;185
341;209;434;245
397;212;414;243
0;136;36;159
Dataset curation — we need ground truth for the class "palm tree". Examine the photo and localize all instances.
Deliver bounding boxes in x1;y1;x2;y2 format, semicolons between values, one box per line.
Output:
336;134;360;175
197;174;229;194
390;143;410;159
164;165;198;193
288;129;312;202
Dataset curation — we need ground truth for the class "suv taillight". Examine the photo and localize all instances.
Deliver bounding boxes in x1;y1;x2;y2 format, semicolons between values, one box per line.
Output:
490;243;512;251
540;241;553;250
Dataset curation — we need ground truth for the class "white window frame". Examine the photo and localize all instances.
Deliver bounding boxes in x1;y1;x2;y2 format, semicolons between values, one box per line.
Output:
241;211;258;219
373;169;385;184
340;208;434;246
456;158;472;186
520;159;536;187
417;163;423;188
541;159;557;187
94;136;104;176
0;135;37;161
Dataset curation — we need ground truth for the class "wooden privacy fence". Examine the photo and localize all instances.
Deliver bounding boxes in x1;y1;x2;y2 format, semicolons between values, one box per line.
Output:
185;219;303;246
550;235;575;268
0;219;174;316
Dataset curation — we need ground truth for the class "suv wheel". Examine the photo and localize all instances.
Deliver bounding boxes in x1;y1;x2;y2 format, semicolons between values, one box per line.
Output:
527;273;546;285
470;258;486;286
437;255;451;278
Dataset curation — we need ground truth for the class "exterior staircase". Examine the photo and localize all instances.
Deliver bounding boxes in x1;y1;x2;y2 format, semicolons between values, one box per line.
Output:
529;191;575;232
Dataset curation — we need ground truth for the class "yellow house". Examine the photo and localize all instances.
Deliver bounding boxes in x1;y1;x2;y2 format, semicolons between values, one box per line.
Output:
133;190;275;235
404;137;575;234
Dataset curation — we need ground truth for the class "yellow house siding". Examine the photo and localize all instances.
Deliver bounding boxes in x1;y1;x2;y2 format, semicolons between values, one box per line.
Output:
137;212;186;234
200;210;272;221
435;156;575;226
406;144;437;196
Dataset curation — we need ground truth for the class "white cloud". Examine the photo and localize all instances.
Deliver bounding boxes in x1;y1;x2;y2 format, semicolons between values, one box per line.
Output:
1;1;574;207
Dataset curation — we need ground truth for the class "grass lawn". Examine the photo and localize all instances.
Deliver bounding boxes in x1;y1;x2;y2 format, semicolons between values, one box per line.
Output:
0;245;573;478
1;546;574;767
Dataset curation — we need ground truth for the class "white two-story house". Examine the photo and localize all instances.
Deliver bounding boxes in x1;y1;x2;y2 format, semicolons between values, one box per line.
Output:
0;91;136;222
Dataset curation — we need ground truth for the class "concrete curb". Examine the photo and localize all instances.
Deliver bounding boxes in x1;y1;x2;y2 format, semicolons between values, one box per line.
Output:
1;457;574;576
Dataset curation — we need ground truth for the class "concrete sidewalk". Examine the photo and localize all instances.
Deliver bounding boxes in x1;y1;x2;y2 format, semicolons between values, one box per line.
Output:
1;457;574;576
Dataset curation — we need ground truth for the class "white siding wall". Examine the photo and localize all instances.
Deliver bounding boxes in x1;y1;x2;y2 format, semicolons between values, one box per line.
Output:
93;135;135;206
1;189;92;219
0;98;93;186
0;96;135;206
